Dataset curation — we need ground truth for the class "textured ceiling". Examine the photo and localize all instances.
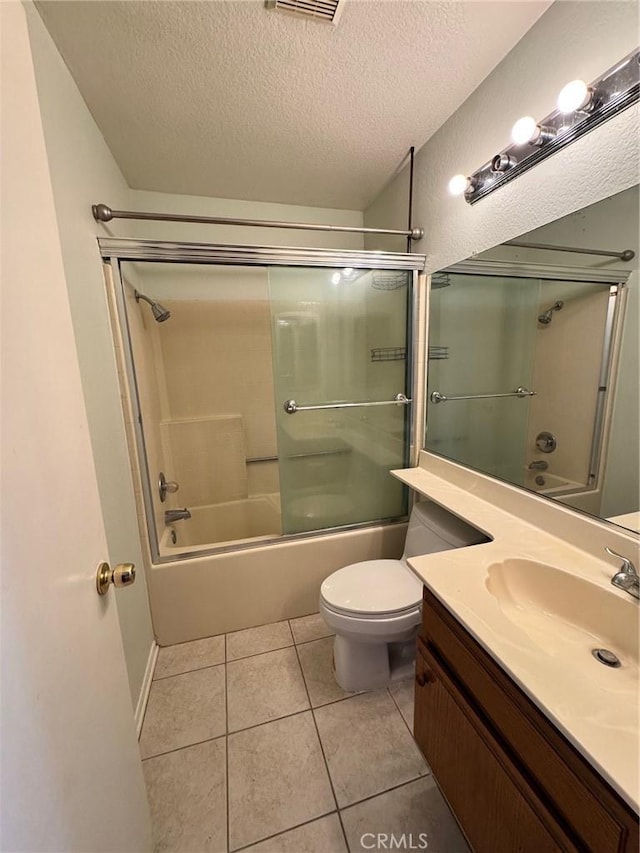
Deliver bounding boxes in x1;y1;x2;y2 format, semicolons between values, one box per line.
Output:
35;0;552;209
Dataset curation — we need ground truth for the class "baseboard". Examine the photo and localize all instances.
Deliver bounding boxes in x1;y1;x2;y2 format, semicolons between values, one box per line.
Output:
135;641;158;738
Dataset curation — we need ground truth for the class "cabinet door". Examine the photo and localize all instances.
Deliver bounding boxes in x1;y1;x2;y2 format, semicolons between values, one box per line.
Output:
415;646;575;853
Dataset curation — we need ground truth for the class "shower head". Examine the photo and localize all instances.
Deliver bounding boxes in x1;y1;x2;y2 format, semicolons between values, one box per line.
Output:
538;300;564;325
134;290;171;323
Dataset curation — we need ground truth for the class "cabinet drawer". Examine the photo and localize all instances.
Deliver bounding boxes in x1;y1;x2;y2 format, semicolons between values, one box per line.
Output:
415;644;575;853
420;587;638;853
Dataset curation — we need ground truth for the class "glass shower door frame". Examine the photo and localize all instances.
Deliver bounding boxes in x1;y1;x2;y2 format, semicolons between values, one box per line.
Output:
425;258;630;497
101;239;425;563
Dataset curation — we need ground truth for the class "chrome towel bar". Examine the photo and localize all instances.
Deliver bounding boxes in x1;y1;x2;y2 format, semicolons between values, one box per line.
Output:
430;387;535;404
283;393;412;414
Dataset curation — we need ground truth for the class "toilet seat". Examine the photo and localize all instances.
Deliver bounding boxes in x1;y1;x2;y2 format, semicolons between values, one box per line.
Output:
320;559;422;617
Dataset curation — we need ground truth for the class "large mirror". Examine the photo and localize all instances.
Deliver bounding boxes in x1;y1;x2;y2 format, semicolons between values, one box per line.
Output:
425;185;639;533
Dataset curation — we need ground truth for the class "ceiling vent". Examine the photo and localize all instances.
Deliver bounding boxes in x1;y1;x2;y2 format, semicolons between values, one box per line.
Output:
266;0;345;25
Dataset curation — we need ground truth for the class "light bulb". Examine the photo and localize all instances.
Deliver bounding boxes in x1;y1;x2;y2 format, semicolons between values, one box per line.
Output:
448;174;471;196
557;79;592;113
511;116;540;145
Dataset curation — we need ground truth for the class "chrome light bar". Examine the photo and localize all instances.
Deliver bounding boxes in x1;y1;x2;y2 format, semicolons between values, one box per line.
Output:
458;48;639;205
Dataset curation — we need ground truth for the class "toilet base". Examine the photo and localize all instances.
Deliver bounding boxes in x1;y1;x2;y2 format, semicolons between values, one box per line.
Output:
333;634;416;692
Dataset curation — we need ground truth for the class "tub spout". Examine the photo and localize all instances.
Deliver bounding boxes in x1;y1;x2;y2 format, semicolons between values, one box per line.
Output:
165;508;191;523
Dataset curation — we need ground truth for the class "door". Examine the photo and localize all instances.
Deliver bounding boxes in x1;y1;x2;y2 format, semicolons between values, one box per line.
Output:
269;266;412;534
1;5;151;849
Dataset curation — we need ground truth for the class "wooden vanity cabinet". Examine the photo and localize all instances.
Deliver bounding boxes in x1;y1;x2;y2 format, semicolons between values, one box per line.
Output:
415;586;639;853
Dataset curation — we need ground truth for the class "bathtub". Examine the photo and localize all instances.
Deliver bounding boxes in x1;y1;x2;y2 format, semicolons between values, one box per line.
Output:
160;495;282;556
149;519;408;645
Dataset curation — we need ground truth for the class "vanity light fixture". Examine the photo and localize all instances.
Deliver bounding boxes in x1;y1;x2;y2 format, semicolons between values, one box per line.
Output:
557;79;594;114
511;116;556;146
453;47;639;205
491;153;517;173
448;174;475;196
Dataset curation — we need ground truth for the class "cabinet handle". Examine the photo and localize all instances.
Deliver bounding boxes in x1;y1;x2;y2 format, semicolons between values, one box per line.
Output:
416;670;434;687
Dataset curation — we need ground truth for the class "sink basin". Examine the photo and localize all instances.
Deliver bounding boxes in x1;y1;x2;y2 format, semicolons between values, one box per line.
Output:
486;559;639;668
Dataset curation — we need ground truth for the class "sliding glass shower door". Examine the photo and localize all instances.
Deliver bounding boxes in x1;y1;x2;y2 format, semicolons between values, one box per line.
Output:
269;267;411;534
107;243;419;561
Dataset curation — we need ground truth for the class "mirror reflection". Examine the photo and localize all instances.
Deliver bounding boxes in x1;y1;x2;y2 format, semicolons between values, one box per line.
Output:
425;185;639;532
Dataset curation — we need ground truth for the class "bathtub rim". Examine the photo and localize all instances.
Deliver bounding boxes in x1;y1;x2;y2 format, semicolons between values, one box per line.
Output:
154;514;410;564
159;495;283;556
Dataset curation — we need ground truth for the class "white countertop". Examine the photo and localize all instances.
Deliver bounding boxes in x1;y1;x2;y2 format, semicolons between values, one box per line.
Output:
393;464;639;813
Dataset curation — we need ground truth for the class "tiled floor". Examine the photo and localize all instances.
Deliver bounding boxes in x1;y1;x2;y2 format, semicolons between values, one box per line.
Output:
141;614;470;853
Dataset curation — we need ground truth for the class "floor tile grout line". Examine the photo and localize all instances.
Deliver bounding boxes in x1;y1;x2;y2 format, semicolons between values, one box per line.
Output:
291;629;335;647
293;640;350;850
141;694;378;764
338;772;432;816
228;642;304;669
154;620;332;676
230;809;339;853
224;634;230;853
141;732;228;763
226;639;294;663
387;683;415;739
228;704;312;736
153;640;307;682
153;659;227;681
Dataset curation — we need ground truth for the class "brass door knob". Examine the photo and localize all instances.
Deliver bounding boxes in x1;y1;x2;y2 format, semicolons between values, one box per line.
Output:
96;562;136;596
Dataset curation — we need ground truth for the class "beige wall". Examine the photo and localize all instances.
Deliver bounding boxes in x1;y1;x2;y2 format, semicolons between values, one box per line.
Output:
364;2;639;265
127;188;365;250
365;1;639;528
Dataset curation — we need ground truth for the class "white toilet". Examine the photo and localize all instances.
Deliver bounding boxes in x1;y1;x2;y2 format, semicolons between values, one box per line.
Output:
319;500;487;692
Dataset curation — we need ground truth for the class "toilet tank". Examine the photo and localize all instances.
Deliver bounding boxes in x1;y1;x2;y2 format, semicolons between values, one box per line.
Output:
402;499;489;559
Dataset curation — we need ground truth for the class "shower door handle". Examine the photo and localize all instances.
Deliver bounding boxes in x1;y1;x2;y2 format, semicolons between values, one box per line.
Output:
283;393;412;414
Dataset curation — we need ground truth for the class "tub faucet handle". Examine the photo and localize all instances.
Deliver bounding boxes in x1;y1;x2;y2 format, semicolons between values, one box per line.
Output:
159;472;179;502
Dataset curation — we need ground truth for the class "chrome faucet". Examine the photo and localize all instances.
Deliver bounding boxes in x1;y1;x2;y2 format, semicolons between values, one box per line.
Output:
165;508;191;524
605;547;639;600
528;460;549;471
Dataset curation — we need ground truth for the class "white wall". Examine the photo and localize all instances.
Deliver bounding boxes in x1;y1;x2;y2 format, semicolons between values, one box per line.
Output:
24;4;156;711
364;1;639;267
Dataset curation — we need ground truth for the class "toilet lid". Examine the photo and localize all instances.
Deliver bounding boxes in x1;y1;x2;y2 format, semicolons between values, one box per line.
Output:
320;560;422;616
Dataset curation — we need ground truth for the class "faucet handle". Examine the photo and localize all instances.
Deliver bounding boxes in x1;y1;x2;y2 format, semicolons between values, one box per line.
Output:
604;546;637;576
158;472;179;502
